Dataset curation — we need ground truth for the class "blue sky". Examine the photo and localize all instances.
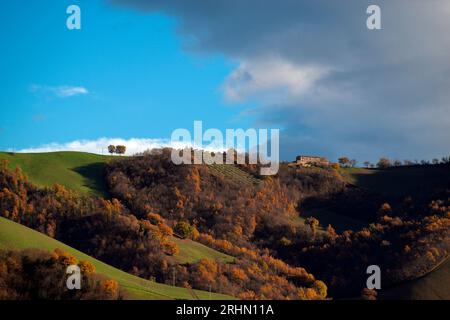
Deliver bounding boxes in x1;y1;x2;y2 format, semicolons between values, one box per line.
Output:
1;1;449;162
0;1;253;154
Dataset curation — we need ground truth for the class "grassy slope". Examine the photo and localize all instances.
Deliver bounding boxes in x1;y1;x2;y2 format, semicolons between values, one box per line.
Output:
172;237;234;264
0;151;234;265
0;217;233;300
0;151;111;197
310;165;450;230
339;166;450;197
208;164;260;186
379;259;450;300
339;166;450;299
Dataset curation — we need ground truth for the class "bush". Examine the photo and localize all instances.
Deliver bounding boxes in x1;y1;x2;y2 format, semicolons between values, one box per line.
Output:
0;248;123;300
174;221;194;239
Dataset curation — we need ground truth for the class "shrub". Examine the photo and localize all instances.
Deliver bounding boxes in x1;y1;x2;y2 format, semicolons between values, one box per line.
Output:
174;221;194;239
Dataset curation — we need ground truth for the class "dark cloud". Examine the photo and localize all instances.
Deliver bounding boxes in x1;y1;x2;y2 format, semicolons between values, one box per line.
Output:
110;0;450;161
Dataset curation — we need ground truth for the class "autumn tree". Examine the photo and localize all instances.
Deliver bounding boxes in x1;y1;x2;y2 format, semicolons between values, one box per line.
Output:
115;145;126;155
331;163;340;169
108;145;116;154
305;217;320;239
174;221;195;239
338;157;350;167
377;157;391;169
361;288;377;300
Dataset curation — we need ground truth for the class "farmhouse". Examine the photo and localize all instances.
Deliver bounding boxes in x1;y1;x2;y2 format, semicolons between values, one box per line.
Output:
290;155;330;167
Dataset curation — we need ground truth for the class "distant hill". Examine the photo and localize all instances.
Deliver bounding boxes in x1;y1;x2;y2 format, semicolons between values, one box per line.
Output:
0;216;234;300
0;152;263;196
0;151;111;197
339;165;450;198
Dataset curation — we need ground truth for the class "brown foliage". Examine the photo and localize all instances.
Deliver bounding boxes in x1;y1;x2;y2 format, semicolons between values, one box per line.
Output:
0;248;122;300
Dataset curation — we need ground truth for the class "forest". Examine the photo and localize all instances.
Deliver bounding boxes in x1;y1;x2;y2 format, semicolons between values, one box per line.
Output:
0;149;449;299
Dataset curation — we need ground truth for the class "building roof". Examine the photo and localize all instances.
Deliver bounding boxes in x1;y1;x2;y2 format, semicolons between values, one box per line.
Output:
296;155;327;159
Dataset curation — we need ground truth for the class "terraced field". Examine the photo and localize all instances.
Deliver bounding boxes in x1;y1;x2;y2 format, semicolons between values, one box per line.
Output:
208;164;260;186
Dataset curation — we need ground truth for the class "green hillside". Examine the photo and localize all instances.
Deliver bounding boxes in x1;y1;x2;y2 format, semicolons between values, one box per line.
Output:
379;258;450;300
0;152;263;196
0;217;234;300
208;164;260;186
339;166;450;197
172;237;234;264
0;151;111;197
0;151;236;268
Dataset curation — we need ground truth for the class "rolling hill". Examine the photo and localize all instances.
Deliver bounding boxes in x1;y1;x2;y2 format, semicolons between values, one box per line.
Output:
0;216;234;300
0;152;263;196
0;151;236;274
2;151;448;300
339;166;450;197
0;151;111;197
171;237;234;264
379;258;450;300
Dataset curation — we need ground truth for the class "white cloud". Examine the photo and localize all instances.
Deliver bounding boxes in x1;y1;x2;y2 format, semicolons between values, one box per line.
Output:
15;137;222;155
30;84;89;98
53;86;89;98
114;0;450;161
223;57;330;103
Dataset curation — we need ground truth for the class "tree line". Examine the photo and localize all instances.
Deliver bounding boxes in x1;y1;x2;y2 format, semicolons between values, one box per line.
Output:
338;155;450;169
108;145;126;155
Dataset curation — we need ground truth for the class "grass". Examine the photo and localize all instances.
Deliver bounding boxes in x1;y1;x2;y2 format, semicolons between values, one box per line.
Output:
208;164;260;186
0;151;236;267
0;217;234;300
379;258;450;300
171;237;234;264
0;151;112;197
339;166;450;197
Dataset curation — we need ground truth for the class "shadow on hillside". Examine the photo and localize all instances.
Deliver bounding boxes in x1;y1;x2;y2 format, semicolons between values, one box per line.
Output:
350;166;450;198
72;162;110;198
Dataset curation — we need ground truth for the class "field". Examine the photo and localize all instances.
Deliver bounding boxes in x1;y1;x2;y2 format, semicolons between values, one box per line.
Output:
208;164;260;186
339;166;450;197
0;217;234;300
338;165;450;299
0;152;263;196
379;258;450;300
172;237;234;264
0;151;111;197
0;151;236;279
